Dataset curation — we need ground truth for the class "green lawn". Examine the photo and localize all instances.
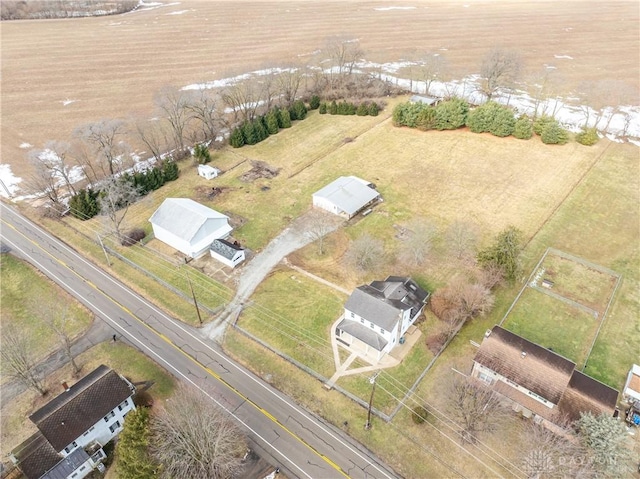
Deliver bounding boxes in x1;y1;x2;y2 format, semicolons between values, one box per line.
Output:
0;254;93;380
502;288;599;368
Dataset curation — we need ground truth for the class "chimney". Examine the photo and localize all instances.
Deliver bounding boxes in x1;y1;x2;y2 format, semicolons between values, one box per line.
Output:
62;382;70;392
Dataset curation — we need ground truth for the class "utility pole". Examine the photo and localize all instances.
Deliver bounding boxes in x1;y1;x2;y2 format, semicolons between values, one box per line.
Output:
365;371;380;430
96;233;111;266
185;268;203;326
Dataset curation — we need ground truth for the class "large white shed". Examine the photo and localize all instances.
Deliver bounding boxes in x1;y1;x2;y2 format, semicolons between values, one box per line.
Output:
149;198;232;259
312;176;381;219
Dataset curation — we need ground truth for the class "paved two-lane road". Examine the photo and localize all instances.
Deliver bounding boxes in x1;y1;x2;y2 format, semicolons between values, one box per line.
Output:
0;202;399;479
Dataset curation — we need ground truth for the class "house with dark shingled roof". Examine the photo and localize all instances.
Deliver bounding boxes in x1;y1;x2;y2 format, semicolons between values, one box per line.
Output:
472;326;618;426
336;276;429;360
10;365;135;479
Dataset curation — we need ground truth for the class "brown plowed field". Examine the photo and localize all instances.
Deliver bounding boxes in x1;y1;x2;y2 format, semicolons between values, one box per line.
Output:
2;1;638;178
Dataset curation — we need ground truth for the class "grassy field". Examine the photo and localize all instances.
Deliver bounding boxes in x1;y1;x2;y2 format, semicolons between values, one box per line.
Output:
0;342;176;459
0;254;93;382
502;288;599;368
2;1;638;182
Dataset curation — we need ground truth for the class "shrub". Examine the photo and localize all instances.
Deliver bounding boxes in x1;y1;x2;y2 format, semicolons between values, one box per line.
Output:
242;121;257;145
368;102;379;116
416;106;437;131
69;188;99;220
489;106;515;137
328;100;338;115
513;116;533;140
309;95;321;110
575;127;599;146
318;102;327;114
193;143;211;164
278;108;292;128
290;99;307;120
466;103;494;133
411;406;429;424
121;228;146;246
434;98;469;130
161;159;179;181
266;110;279;135
356;103;368;116
533;115;555;136
253;117;268;142
541;121;569;144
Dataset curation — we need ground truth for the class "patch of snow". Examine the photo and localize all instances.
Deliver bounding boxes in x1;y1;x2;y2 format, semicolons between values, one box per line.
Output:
166;9;189;15
628;138;640;147
182;68;294;91
19;142;33;149
297;49;321;57
463;4;470;7
373;6;417;11
0;164;23;198
61;99;78;106
605;133;624;143
554;55;573;60
544;64;557;70
564;27;573;32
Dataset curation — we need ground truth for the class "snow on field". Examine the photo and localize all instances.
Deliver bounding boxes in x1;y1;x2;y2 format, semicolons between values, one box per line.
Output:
373;6;417;11
19;143;33;149
61;99;78;106
554;55;574;60
166;10;190;15
0;164;22;198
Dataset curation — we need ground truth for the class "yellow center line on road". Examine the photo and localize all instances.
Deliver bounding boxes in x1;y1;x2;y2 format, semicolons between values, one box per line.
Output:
2;216;351;478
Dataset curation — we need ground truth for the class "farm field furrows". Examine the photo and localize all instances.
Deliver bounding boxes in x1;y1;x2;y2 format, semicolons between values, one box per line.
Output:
2;1;639;180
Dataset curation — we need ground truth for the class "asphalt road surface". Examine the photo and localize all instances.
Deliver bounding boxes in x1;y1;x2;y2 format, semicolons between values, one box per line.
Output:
0;202;399;479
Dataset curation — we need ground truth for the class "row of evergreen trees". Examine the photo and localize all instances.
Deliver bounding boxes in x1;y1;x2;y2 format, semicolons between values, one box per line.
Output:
229;101;308;148
318;100;380;116
69;159;180;220
393;99;573;144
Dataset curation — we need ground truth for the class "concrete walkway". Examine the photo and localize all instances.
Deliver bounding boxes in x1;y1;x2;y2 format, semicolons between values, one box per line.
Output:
282;258;351;295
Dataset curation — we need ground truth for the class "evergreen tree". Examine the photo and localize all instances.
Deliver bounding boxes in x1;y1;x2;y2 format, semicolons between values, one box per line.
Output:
356;103;368;116
116;408;157;479
466;102;497;133
416;106;437;131
266;110;279;135
161;159;179;181
242;121;257;145
368;102;379;116
347;102;357;115
309;95;321;110
489;106;515;137
576;413;634;478
253;117;268;142
533;115;555;136
279;108;292;128
513;116;533;140
292;99;307;120
477;226;522;283
147;167;164;190
435;98;469;130
575;127;599;146
318;102;327;114
337;101;348;115
69;188;99;220
541;121;569;144
193;143;211;164
229;127;244;148
329;100;338;115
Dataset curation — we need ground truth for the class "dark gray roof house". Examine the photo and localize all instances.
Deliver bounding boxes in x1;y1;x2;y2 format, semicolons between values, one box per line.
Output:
337;276;429;360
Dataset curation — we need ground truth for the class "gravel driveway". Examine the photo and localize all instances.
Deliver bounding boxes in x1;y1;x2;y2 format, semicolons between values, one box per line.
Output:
203;209;343;340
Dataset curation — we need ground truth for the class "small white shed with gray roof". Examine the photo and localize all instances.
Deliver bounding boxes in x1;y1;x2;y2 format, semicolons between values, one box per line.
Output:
149;198;232;259
312;176;381;219
210;239;245;268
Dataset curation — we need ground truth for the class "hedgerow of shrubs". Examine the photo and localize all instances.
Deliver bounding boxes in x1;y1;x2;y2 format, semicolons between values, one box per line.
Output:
393;98;469;131
319;100;380;117
534;115;569;144
575;127;600;146
68;159;180;220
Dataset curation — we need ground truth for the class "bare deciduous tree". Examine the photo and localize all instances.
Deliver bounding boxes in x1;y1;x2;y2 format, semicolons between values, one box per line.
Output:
221;80;262;124
155;86;194;156
275;67;304;108
73;119;130;177
26;150;64;209
134;117;169;162
446;375;507;444
99;177;141;240
150;385;247;479
307;211;339;255
346;233;384;272
445;220;478;260
1;325;47;395
32;295;83;376
324;36;364;91
185;89;223;143
479;48;522;101
418;52;448;96
399;219;437;267
430;277;494;325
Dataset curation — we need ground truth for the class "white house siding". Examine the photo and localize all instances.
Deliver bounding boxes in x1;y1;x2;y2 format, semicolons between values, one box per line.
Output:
61;397;135;457
343;309;395;356
152;225;192;257
210;250;245;268
67;458;94;479
312;196;341;216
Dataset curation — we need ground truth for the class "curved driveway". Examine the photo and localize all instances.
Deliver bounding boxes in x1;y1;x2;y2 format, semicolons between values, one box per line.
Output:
0;203;398;479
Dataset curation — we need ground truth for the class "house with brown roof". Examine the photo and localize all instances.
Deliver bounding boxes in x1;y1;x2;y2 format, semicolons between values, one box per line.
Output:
335;276;429;360
10;365;135;479
472;326;618;425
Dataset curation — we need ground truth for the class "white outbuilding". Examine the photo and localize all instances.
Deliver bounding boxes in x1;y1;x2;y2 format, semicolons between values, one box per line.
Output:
149;198;232;259
312;176;381;219
210;238;245;268
197;164;220;180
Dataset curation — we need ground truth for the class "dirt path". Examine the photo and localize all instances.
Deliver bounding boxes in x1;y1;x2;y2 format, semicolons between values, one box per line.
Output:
203;209;343;340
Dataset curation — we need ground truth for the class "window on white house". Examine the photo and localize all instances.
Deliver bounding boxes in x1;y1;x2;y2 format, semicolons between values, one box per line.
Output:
360;318;364;324
370;322;375;329
478;372;493;384
380;327;384;333
103;411;115;422
350;312;355;319
109;421;121;433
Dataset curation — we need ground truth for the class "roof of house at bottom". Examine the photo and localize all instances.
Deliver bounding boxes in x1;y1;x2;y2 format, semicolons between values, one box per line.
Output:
345;276;429;331
149;198;230;242
11;433;62;479
557;370;619;422
474;326;575;405
313;176;380;216
210;238;243;260
29;365;133;452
